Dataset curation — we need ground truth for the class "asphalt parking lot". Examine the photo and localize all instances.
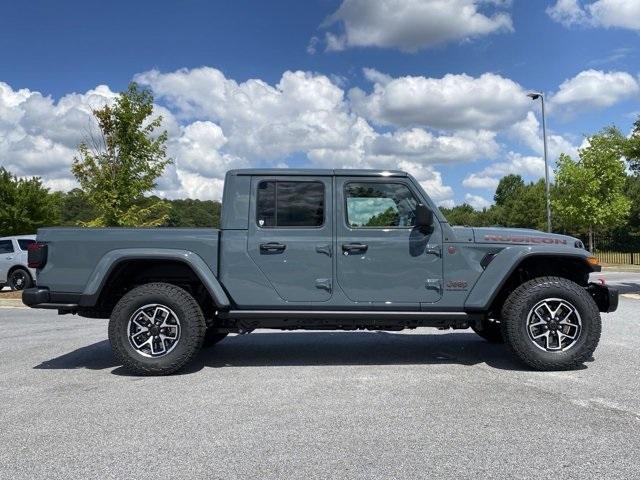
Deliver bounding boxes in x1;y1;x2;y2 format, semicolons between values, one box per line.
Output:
1;293;639;480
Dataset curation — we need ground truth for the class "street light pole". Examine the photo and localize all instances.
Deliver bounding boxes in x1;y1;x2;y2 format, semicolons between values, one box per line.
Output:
527;92;552;232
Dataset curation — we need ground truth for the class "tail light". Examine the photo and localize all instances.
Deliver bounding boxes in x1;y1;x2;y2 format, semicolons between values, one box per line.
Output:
27;242;48;269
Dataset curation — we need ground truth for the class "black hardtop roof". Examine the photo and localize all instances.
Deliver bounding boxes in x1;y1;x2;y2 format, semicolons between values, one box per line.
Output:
226;168;407;177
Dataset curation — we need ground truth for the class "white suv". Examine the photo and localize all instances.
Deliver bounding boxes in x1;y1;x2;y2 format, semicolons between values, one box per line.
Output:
0;235;36;291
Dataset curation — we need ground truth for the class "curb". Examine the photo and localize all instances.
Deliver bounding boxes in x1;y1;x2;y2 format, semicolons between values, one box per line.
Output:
621;293;640;300
0;299;26;308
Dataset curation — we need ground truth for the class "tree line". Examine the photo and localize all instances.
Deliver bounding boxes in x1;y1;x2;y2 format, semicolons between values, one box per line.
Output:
441;122;640;250
1;82;639;245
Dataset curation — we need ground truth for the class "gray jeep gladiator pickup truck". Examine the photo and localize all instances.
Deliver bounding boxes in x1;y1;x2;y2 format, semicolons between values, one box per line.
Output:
23;169;618;375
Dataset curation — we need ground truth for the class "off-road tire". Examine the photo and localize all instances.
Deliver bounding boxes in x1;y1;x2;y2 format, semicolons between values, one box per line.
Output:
472;319;503;343
203;329;228;348
108;282;206;375
8;268;32;291
501;276;601;371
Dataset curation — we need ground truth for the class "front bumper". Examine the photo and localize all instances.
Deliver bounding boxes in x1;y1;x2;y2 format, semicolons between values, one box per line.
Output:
588;283;619;313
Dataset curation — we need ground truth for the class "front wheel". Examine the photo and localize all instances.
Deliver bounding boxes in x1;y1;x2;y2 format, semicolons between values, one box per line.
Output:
501;276;601;371
8;268;32;291
108;283;206;375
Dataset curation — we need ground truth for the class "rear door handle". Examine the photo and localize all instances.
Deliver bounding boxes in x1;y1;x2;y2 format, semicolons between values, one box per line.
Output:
342;243;368;254
259;242;286;253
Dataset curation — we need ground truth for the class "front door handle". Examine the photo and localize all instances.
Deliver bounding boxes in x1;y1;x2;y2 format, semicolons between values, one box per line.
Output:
342;243;368;254
424;244;441;257
260;242;286;253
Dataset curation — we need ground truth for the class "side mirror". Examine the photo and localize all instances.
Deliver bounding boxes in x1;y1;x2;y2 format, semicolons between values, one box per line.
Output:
415;203;433;228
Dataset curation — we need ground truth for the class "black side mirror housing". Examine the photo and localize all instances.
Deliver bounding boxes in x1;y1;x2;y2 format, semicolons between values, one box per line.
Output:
415;203;433;228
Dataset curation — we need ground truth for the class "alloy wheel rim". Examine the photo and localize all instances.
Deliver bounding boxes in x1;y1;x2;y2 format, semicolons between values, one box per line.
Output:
11;271;26;290
127;304;181;358
527;298;582;352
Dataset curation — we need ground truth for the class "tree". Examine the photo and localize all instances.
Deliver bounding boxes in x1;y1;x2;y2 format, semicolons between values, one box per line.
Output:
165;199;222;228
58;188;97;226
72;82;171;227
553;127;631;250
624;116;640;173
494;174;524;206
365;207;399;227
504;179;547;230
623;175;640;234
0;168;61;235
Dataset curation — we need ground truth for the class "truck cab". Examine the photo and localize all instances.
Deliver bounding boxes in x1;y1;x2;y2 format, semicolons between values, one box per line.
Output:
23;169;617;375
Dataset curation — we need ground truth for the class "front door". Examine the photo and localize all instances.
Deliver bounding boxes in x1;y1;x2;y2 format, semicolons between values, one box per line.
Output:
336;177;443;304
248;176;333;302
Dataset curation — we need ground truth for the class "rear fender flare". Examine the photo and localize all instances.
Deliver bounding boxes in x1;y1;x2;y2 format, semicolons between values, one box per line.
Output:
79;248;230;309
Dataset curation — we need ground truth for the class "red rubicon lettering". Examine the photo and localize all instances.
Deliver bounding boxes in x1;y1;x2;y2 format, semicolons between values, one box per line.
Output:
484;235;567;245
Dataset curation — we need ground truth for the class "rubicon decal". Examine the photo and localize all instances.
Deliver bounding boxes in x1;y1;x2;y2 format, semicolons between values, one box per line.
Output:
484;235;567;245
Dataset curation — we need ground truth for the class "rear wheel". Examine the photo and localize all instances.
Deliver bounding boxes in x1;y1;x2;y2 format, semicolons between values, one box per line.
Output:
501;276;601;371
8;268;32;291
108;283;206;375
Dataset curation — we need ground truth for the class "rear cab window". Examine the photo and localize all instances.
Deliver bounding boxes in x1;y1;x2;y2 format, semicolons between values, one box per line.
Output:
256;180;324;228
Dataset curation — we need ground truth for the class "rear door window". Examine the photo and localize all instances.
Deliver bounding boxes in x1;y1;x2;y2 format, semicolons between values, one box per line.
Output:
18;239;35;251
257;180;324;228
0;240;14;254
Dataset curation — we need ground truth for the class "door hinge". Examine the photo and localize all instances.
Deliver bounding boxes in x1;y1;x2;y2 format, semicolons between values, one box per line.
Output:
424;278;442;294
315;278;332;292
315;244;332;257
424;244;441;257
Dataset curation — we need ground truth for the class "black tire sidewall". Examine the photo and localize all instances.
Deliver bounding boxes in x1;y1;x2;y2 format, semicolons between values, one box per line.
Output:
9;268;32;291
109;283;205;375
502;277;601;369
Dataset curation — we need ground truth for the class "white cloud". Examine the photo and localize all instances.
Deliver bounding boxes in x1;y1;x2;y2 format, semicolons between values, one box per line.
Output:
0;82;117;190
437;199;456;209
135;67;361;160
462;152;546;191
547;0;640;30
1;69;464;203
464;193;492;209
509;111;579;160
549;70;640;114
136;67;506;203
350;70;530;130
366;128;499;164
462;173;500;189
322;0;513;52
546;0;590;26
7;64;622;206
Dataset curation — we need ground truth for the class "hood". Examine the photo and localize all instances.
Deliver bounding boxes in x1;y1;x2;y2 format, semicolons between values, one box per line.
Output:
451;226;583;248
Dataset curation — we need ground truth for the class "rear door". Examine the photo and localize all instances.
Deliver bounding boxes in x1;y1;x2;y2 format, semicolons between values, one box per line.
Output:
336;177;443;304
0;239;15;283
247;176;333;302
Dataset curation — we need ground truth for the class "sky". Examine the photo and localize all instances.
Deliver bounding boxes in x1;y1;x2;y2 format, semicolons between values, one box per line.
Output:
1;0;639;209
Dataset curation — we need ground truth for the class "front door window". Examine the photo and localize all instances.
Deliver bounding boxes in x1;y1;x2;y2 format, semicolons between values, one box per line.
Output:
345;182;419;228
